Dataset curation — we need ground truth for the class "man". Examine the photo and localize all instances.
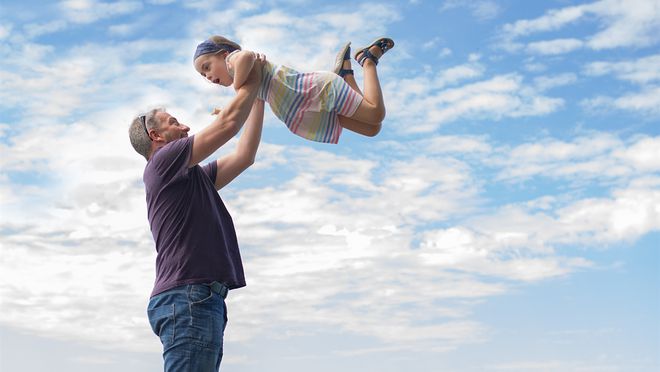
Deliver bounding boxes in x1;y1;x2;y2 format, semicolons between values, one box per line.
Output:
128;58;264;371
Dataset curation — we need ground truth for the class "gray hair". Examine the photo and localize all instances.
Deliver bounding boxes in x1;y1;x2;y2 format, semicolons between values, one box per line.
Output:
128;108;164;161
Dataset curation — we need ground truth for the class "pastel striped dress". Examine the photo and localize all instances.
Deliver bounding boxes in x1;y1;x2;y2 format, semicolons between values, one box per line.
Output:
229;53;363;144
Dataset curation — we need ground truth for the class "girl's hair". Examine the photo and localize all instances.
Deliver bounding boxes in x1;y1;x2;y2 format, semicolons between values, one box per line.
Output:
209;35;241;53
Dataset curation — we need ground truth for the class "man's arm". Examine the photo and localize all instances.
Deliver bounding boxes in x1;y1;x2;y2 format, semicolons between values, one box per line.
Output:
214;99;265;190
189;58;262;167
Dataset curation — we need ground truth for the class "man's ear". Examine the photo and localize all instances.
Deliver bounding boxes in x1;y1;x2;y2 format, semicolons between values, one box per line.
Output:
149;128;165;143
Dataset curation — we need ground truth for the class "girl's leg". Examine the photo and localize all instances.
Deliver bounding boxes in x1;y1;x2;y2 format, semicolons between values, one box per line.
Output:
348;42;390;125
338;115;381;137
340;58;363;96
333;45;377;136
332;38;393;137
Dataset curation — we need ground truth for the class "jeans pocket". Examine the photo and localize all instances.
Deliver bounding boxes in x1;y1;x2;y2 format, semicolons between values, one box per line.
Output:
188;290;224;346
148;304;175;346
188;284;213;304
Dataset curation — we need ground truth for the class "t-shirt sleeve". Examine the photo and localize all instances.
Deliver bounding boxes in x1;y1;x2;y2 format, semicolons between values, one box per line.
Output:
150;136;194;182
201;160;218;185
225;50;240;78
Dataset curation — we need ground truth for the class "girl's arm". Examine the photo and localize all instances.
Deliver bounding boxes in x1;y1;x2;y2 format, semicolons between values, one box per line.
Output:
228;50;257;91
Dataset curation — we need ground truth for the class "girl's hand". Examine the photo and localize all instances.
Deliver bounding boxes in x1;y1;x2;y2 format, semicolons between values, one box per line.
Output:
211;108;222;115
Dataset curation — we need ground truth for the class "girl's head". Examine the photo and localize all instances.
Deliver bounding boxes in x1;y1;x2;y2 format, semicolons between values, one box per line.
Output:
193;36;242;87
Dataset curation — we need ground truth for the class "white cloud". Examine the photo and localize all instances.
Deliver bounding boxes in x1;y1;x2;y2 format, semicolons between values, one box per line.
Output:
439;47;452;58
586;0;660;49
523;61;548;73
0;23;13;39
614;136;660;171
581;54;660;115
440;0;502;21
533;73;578;91
486;358;637;371
461;177;660;250
422;37;441;50
491;133;660;182
0;142;487;352
503;5;586;36
526;38;583;55
387;72;564;133
1;1;658;365
0;37;206;122
59;0;143;24
471;1;501;20
611;86;660;112
0;123;9;137
435;63;485;87
582;86;660;115
501;0;660;53
584;54;660;84
108;23;138;36
422;135;492;155
0;110;159;351
2;124;658;354
23;20;68;38
556;179;660;243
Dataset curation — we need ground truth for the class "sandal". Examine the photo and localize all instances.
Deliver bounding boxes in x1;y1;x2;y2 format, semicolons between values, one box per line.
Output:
333;41;353;77
354;37;394;66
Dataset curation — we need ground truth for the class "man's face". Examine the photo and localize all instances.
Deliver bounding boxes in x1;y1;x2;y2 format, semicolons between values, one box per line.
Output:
154;112;190;143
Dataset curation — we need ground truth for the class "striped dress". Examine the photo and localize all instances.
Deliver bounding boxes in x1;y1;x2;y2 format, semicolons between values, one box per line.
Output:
230;53;363;144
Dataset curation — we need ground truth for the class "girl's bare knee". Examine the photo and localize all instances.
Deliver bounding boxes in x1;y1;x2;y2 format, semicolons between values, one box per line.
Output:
365;122;382;137
353;103;385;125
367;107;385;125
375;108;386;124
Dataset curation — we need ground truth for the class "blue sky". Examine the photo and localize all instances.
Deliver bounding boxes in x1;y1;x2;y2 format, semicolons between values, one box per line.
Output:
1;0;659;371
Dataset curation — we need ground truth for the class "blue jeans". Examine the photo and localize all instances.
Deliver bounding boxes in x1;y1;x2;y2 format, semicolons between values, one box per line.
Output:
147;282;229;372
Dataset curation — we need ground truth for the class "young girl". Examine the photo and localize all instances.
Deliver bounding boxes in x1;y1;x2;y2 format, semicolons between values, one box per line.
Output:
193;35;394;144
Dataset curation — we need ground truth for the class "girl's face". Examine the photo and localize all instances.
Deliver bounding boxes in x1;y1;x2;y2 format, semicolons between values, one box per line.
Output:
194;53;233;87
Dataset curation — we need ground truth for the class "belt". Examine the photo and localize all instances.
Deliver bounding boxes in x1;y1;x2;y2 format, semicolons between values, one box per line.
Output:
208;281;229;299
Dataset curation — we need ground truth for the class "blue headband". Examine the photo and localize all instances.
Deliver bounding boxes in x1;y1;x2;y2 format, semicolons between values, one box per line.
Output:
193;40;236;61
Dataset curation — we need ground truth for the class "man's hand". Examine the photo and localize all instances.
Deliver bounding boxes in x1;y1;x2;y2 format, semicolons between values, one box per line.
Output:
239;53;265;91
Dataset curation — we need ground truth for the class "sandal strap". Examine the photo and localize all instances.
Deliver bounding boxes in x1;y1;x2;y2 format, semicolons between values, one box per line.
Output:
357;49;378;66
354;37;394;66
338;68;354;77
343;47;351;61
374;38;394;54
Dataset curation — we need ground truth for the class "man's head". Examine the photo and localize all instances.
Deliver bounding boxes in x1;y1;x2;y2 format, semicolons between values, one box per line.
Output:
129;108;190;161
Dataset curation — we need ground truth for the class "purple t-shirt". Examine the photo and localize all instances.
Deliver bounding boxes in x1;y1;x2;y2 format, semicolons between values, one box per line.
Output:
143;135;245;297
